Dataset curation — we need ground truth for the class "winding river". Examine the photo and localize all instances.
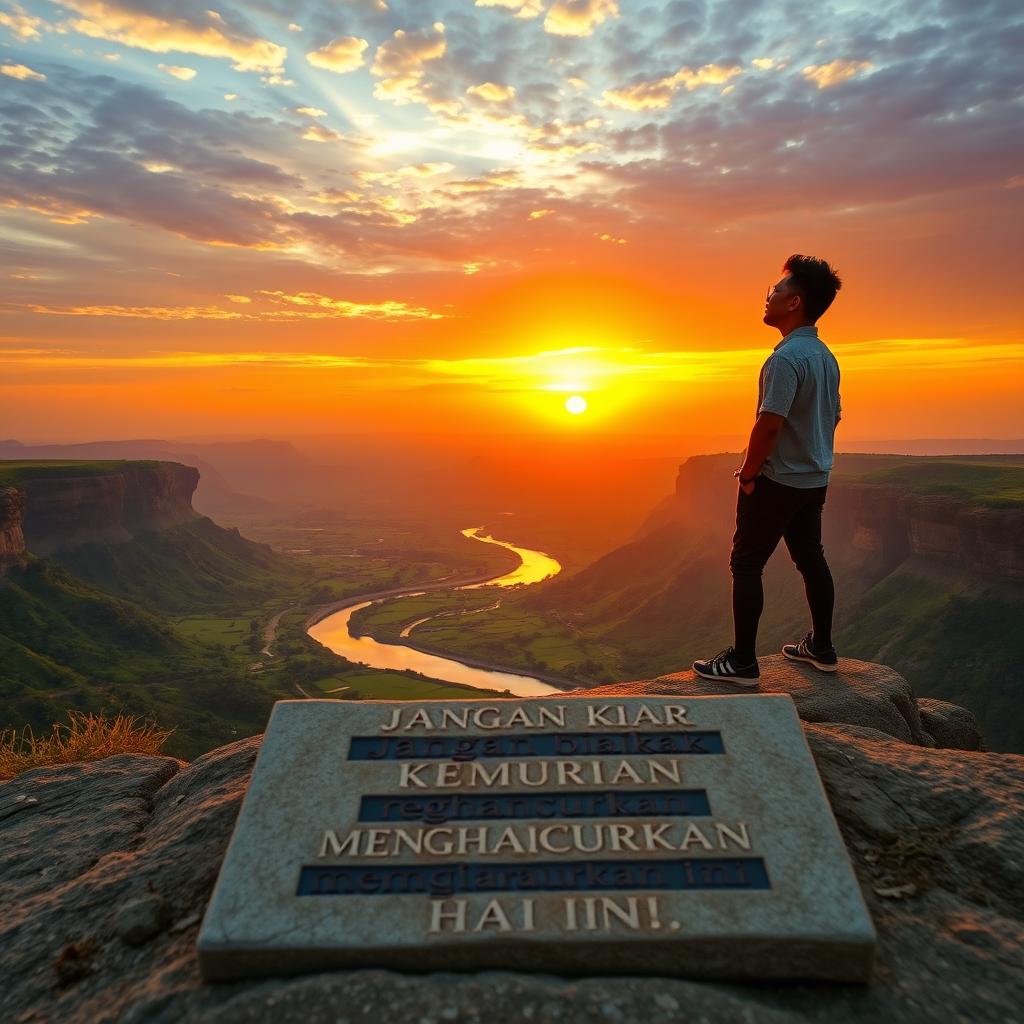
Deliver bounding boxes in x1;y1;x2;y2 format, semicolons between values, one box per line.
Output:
306;527;563;697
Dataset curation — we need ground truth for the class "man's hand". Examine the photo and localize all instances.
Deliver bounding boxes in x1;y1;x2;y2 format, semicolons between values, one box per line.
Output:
734;469;757;495
736;412;784;494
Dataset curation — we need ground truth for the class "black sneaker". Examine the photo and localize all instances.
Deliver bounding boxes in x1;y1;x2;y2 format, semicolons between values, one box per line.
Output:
692;647;760;687
782;632;839;672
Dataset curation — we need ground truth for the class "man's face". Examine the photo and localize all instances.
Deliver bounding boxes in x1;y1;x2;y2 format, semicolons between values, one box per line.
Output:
763;274;800;326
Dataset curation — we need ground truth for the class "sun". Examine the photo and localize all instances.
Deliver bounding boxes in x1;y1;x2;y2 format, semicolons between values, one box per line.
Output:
565;395;588;415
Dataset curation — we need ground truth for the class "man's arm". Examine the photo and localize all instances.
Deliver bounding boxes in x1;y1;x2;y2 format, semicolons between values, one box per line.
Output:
739;412;785;479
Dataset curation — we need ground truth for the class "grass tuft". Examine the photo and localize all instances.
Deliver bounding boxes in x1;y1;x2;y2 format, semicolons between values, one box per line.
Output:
0;711;172;780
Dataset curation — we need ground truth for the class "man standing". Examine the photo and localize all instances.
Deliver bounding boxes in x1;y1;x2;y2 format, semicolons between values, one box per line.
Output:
693;255;843;687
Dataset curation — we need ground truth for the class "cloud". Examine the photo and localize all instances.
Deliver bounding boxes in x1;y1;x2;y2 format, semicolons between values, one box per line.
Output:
475;0;544;17
529;208;554;218
20;290;444;321
466;81;516;103
306;36;368;73
0;73;310;247
544;0;618;37
371;22;448;108
314;188;361;204
2;194;95;223
301;123;346;142
357;162;454;186
157;63;197;80
9;338;1023;386
23;303;246;320
602;63;742;110
1;62;46;81
439;169;523;194
294;105;328;117
0;346;379;368
256;290;443;320
803;59;873;89
0;3;43;39
2;1;1020;304
51;0;286;72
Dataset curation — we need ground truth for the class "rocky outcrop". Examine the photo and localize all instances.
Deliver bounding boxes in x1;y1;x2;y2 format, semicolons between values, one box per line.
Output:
0;485;25;569
584;654;983;750
2;661;1019;1023
0;463;199;562
917;698;984;752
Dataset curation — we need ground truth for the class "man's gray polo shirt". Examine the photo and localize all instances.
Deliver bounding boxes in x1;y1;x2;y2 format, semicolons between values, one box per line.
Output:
756;325;841;488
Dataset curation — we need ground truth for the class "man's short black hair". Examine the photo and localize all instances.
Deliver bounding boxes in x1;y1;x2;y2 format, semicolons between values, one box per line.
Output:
783;254;842;322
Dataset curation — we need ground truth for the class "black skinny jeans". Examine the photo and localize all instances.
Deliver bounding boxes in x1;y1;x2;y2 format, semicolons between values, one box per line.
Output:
729;474;834;661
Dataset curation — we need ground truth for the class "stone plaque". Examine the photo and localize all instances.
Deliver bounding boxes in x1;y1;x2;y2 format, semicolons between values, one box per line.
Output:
197;696;876;981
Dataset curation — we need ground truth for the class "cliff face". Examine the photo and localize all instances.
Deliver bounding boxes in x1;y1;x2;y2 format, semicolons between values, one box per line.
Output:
0;486;26;569
671;455;1024;584
825;488;1024;583
0;463;199;564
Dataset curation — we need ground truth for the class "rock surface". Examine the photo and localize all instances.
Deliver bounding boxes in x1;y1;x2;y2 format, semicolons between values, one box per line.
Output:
2;661;1022;1023
20;463;199;555
581;654;978;750
916;697;984;752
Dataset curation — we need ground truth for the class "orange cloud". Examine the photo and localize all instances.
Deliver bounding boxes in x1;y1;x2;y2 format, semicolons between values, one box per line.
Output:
602;63;742;110
3;196;95;223
306;36;368;73
1;62;45;80
467;81;516;103
256;291;444;320
313;188;361;204
0;4;43;39
157;63;196;80
544;0;618;37
54;1;286;72
371;22;449;109
24;303;246;320
439;169;522;195
301;124;346;143
803;59;873;89
20;292;445;322
358;162;454;182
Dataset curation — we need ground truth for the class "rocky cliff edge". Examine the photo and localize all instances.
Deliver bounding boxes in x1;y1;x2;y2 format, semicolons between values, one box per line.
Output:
0;462;199;568
2;657;1022;1024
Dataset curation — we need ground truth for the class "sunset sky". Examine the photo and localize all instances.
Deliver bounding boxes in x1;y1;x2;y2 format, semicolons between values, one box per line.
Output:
1;0;1022;449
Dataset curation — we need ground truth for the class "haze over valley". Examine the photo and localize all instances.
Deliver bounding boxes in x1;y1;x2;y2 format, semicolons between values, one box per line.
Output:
3;434;1021;757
